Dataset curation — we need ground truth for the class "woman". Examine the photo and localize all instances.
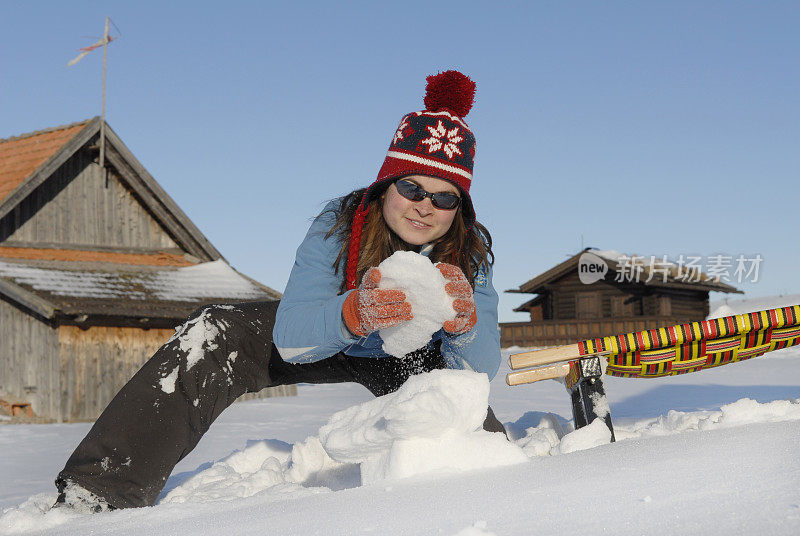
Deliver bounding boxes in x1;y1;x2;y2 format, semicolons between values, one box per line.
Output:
55;70;502;511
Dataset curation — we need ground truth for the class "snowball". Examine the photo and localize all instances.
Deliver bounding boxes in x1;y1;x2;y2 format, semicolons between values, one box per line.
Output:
376;251;456;357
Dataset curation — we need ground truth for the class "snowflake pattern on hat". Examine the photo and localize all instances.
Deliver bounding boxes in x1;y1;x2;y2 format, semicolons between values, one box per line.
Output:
392;117;413;145
420;120;464;159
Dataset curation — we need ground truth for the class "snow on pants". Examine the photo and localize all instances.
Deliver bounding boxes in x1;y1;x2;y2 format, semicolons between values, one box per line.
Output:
56;300;506;509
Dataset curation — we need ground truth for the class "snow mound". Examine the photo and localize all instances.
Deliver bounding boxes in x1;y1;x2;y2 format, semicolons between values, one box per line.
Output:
615;397;800;439
376;251;456;357
158;436;363;506
0;494;82;534
515;397;800;455
150;371;526;505
319;369;528;484
159;440;325;504
515;414;613;456
452;520;497;535
556;418;613;454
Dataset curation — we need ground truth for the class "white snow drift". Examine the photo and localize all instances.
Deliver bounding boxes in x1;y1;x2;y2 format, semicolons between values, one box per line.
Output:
160;370;527;502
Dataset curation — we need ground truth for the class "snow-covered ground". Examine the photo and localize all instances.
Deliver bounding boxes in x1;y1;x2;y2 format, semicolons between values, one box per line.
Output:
2;296;799;535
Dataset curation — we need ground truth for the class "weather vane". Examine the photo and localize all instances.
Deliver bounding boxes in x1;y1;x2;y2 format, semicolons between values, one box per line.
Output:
67;16;120;178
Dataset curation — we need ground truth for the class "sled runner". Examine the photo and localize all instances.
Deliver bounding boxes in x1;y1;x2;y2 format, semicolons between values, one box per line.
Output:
507;304;800;439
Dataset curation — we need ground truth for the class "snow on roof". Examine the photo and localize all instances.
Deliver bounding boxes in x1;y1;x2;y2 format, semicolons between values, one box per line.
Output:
0;259;269;301
588;248;717;284
589;249;625;262
153;260;269;301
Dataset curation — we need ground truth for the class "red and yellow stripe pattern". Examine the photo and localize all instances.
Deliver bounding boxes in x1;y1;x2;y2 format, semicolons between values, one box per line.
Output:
576;305;800;378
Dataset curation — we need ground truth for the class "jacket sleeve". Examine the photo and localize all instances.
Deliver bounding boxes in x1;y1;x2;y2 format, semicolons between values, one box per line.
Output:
439;262;501;379
272;206;360;363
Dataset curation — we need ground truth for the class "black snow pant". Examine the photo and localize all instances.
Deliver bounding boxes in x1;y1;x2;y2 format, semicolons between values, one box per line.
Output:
56;301;506;509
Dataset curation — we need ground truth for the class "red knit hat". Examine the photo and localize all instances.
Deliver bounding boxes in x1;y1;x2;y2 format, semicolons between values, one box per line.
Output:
345;70;478;290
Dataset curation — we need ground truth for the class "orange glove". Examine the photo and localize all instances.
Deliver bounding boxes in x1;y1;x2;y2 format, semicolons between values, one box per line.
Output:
342;267;413;337
437;263;477;335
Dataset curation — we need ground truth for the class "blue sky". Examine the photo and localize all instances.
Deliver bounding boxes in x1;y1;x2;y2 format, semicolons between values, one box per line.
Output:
2;1;798;321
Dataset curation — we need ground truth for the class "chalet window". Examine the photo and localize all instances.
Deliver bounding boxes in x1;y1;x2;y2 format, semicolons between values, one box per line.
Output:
576;293;600;319
659;296;672;316
611;296;631;316
611;296;643;317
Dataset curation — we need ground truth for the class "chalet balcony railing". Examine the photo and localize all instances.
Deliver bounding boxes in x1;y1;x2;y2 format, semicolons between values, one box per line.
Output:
499;316;695;349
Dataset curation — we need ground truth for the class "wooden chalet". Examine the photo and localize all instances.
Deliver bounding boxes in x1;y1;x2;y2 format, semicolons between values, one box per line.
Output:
0;118;293;423
500;248;742;348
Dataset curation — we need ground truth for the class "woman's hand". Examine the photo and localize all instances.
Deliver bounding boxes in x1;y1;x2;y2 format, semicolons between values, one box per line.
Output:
342;267;413;337
436;263;477;335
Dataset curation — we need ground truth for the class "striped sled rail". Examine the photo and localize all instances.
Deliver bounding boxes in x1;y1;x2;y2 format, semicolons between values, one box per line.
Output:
506;305;800;442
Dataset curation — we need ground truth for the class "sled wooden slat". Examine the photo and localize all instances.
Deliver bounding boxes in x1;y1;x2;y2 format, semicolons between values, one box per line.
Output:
506;362;572;386
509;343;587;370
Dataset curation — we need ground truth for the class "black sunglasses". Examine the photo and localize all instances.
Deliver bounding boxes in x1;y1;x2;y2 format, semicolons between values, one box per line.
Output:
394;179;461;210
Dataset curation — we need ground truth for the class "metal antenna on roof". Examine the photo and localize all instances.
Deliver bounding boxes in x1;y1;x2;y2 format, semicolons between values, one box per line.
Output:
100;16;109;186
67;16;119;187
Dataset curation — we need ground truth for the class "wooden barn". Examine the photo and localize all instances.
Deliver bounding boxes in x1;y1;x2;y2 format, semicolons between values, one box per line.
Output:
0;118;293;423
500;248;742;348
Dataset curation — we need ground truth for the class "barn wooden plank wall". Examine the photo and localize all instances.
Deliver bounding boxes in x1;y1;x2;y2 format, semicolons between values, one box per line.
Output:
0;143;178;250
500;316;688;348
533;272;709;321
0;298;59;418
57;325;169;421
57;325;296;422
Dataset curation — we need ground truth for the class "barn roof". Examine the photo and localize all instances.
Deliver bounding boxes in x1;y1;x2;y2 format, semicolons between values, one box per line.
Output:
0;255;280;324
511;295;543;313
0;120;91;203
0;118;223;261
509;248;742;295
0;119;283;325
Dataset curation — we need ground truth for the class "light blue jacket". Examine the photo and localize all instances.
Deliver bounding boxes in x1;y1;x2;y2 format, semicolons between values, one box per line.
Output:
273;200;501;379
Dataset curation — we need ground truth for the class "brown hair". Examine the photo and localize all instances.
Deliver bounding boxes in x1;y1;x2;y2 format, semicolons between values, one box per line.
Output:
323;186;494;293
